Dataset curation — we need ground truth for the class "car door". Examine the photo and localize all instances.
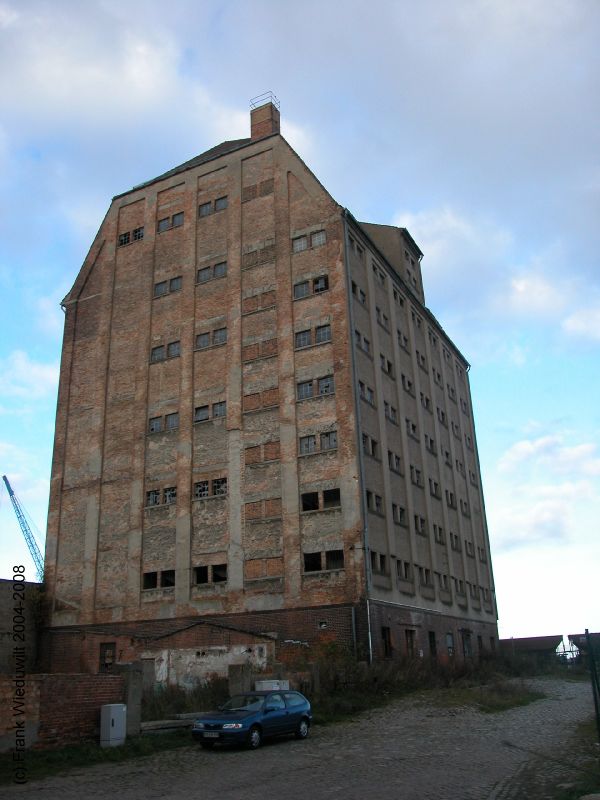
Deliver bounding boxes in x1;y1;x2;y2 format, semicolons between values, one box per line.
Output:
283;692;305;732
262;693;288;736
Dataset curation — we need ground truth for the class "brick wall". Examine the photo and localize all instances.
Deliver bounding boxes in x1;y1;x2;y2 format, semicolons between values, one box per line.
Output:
0;673;124;751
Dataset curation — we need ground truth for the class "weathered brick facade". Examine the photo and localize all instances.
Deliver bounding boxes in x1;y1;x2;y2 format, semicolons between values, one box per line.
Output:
45;99;497;674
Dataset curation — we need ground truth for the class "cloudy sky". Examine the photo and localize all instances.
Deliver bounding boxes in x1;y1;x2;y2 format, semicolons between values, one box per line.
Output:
1;0;598;641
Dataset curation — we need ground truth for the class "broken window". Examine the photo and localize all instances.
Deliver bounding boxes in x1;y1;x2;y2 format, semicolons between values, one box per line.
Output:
325;549;344;570
212;401;226;418
146;490;160;507
118;231;130;246
296;380;313;401
317;375;335;395
160;570;175;587
212;477;228;496
194;481;209;499
320;430;337;451
148;417;162;434
301;491;319;512
405;629;416;657
382;626;393;658
212;563;228;582
163;486;177;504
303;552;321;572
194;405;210;422
133;226;144;241
313;275;328;293
143;571;158;590
323;488;341;509
194;566;209;584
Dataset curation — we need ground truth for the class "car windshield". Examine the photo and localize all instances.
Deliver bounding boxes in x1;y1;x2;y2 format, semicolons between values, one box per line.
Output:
221;695;265;711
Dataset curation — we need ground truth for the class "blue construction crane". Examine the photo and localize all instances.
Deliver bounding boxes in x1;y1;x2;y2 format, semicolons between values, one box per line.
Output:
2;474;45;582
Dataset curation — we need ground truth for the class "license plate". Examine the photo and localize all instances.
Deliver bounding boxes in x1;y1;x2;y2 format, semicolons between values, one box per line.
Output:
203;732;219;738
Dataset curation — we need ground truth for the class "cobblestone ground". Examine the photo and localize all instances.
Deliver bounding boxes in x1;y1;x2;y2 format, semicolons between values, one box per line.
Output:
9;678;596;800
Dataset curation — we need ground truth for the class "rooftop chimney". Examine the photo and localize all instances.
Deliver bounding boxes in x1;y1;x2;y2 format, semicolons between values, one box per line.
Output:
250;92;281;139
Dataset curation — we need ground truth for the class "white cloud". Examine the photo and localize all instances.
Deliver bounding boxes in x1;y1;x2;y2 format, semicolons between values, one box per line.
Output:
498;433;600;478
0;351;59;399
505;273;566;316
562;306;600;342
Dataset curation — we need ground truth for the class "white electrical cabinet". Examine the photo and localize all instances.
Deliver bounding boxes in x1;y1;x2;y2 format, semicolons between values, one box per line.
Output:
255;679;290;691
100;703;127;747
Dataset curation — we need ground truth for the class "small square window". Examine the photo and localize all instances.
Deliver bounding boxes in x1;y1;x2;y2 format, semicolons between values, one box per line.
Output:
194;480;209;499
212;477;228;496
213;261;227;278
151;345;165;363
295;330;312;348
197;266;212;283
199;202;212;217
146;489;160;506
164;486;177;504
194;565;209;584
158;218;171;232
160;569;175;587
172;212;184;227
133;226;144;241
297;380;313;400
215;196;228;212
313;275;329;293
213;327;227;345
154;281;168;297
148;417;163;434
194;405;209;422
292;235;308;253
293;281;310;300
303;552;321;572
167;341;180;358
143;571;158;590
169;276;182;292
320;430;337;451
212;401;226;418
301;492;319;512
212;563;228;582
299;435;317;455
311;230;326;248
118;231;130;247
318;375;335;395
315;324;331;344
196;332;210;349
165;412;179;430
323;488;341;509
325;549;344;570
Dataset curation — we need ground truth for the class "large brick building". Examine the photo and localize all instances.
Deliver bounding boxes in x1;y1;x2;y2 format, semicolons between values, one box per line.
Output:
45;97;497;676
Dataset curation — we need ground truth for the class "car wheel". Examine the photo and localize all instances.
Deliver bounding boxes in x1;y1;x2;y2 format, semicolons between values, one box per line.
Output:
295;718;310;740
200;741;215;750
247;726;262;749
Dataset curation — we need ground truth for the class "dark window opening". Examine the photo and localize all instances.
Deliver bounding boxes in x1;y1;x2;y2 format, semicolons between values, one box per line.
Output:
194;405;209;422
323;488;341;509
325;549;344;570
194;565;209;584
212;563;228;582
382;626;392;658
303;552;322;572
160;570;175;587
301;492;319;512
143;571;158;590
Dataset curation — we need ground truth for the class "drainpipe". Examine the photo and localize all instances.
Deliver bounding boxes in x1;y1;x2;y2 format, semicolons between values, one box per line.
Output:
342;211;373;664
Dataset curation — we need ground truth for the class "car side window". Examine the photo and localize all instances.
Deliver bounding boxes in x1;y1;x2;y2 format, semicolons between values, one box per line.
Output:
284;692;305;707
268;693;286;710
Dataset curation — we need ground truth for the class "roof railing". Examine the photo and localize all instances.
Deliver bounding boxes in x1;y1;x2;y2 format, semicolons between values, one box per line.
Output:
250;91;280;110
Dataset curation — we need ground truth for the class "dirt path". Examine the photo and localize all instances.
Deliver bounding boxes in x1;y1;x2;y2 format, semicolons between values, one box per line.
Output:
8;677;596;800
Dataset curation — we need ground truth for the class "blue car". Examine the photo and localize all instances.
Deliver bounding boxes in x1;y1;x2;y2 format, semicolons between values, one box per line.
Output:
192;690;312;750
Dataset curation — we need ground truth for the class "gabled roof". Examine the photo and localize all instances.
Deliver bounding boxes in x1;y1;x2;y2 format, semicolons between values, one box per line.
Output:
113;137;254;200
